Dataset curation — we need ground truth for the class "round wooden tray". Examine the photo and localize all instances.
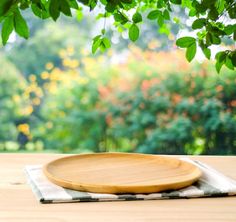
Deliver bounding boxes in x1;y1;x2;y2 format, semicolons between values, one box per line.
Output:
43;153;201;194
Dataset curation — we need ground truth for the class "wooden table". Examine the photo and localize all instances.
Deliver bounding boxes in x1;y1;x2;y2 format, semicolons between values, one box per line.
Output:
0;154;236;222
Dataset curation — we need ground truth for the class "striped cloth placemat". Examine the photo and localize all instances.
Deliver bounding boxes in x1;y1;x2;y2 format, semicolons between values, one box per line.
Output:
25;158;236;203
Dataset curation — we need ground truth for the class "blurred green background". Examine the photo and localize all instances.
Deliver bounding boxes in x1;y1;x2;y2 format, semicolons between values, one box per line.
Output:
0;10;236;155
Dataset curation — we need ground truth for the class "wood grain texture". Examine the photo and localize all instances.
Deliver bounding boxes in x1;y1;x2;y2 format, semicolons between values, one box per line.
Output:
43;153;201;193
0;154;236;222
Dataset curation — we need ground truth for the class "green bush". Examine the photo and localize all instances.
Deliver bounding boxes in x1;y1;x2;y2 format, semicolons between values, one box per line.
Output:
33;49;236;155
104;71;236;154
0;53;31;149
1;47;235;154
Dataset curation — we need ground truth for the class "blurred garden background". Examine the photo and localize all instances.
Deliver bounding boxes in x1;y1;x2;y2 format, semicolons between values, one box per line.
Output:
0;10;236;155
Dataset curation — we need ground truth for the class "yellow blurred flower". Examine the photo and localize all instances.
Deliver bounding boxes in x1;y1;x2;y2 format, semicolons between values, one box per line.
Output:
22;106;33;115
23;92;30;99
32;98;41;106
41;71;50;80
63;58;79;69
59;49;67;58
70;60;80;69
67;46;75;55
77;76;89;85
51;67;61;75
43;82;49;90
68;69;79;77
29;75;36;82
48;82;58;94
12;95;20;102
26;83;38;93
81;48;89;56
45;62;54;70
35;87;43;97
17;123;30;135
63;58;71;67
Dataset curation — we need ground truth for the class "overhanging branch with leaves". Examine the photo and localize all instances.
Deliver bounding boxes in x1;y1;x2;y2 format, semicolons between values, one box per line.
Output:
0;0;235;72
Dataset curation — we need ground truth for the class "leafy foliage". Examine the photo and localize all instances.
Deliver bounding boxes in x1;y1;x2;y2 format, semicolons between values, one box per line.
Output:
0;46;236;153
34;48;236;154
0;53;31;149
0;0;235;72
5;12;92;77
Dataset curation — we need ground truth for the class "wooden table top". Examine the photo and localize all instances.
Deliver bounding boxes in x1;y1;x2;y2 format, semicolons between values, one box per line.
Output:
0;154;236;222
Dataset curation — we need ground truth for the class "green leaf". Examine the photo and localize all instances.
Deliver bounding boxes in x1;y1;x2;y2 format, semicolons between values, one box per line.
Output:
206;32;212;46
132;12;142;23
215;51;227;73
0;0;14;17
176;37;195;48
170;0;181;4
76;8;83;21
69;0;79;9
1;15;14;45
189;8;196;17
100;0;107;5
92;36;102;54
13;9;29;39
31;4;50;19
105;0;117;13
157;15;164;27
100;41;106;52
224;24;236;35
216;0;224;14
102;37;111;48
129;23;139;42
93;34;101;41
182;0;192;7
228;5;236;19
225;56;234;70
215;51;227;63
114;12;128;24
157;0;164;8
215;61;223;73
121;0;132;3
186;42;196;62
203;48;211;59
101;28;105;35
211;35;221;45
88;0;97;10
147;10;160;20
60;0;72;17
117;26;123;33
234;30;236;41
173;17;180;24
163;10;170;20
95;13;106;19
159;24;170;36
77;0;89;5
208;7;219;20
232;52;236;66
49;0;60;21
192;18;206;30
20;2;30;10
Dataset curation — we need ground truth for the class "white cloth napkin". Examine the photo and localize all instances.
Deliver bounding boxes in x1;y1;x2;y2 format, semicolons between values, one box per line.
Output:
25;158;236;203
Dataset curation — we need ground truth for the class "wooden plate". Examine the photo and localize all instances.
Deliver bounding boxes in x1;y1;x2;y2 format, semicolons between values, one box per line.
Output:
43;153;201;194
